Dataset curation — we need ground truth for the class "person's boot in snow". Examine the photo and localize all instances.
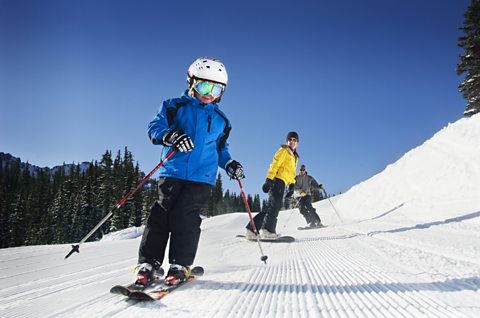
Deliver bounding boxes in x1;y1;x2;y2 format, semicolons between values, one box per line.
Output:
134;263;156;286
246;228;256;240
308;213;323;228
260;229;279;240
164;264;191;286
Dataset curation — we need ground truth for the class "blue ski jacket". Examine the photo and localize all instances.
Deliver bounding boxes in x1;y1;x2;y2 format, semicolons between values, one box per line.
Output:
148;91;232;186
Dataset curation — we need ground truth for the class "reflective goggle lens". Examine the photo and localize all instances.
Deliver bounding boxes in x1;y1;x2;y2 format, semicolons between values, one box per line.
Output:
195;81;224;98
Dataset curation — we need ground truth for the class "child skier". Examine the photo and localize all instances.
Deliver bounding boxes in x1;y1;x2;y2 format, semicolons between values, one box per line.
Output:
136;57;244;286
246;132;299;239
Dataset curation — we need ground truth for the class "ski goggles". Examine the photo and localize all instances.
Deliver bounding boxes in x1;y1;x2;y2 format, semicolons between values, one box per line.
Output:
194;80;225;98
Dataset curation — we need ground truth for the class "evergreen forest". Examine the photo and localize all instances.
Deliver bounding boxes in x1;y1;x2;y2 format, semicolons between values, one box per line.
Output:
0;149;263;248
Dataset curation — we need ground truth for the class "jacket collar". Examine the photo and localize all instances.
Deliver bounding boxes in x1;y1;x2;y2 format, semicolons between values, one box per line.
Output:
281;144;300;158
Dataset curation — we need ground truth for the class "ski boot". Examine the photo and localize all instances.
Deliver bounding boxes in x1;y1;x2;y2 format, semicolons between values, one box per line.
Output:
134;263;156;287
259;229;279;240
308;220;324;228
245;228;257;240
164;264;191;286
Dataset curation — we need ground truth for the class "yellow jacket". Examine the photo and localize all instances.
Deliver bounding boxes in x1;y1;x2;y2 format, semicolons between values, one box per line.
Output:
266;145;299;185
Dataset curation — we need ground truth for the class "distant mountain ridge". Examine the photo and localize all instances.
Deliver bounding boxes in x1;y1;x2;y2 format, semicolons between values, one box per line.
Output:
0;152;91;177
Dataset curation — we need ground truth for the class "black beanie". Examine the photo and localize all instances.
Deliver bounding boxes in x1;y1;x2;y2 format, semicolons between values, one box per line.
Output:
286;131;299;142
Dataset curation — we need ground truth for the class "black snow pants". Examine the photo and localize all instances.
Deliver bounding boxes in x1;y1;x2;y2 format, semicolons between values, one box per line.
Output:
138;178;211;268
246;178;285;233
298;195;321;225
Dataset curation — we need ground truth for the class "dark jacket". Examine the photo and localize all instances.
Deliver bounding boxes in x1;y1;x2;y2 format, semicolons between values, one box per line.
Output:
294;173;320;196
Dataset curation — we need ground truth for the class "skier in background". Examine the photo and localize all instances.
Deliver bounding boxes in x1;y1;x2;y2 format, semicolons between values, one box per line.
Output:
294;164;324;228
136;57;244;287
246;132;299;239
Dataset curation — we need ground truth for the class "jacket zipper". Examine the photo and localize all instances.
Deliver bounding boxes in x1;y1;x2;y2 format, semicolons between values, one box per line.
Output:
208;115;212;132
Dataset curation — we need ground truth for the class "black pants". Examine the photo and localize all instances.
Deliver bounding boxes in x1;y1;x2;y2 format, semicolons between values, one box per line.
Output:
138;178;211;268
298;195;321;224
246;178;285;233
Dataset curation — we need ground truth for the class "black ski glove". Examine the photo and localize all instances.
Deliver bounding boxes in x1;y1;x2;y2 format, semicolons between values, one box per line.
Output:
162;129;194;152
226;160;245;180
262;178;274;193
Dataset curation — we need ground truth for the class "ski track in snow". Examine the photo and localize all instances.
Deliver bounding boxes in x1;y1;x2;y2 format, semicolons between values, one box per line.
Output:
213;235;468;318
1;220;479;317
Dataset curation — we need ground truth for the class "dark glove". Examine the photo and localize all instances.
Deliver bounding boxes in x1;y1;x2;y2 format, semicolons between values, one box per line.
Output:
162;129;194;152
262;178;274;193
226;160;245;180
318;183;324;189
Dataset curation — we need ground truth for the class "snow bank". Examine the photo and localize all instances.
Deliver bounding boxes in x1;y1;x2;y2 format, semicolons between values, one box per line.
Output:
334;115;480;222
101;226;144;241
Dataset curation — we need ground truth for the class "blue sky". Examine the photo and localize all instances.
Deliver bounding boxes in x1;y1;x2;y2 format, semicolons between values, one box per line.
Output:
0;0;470;198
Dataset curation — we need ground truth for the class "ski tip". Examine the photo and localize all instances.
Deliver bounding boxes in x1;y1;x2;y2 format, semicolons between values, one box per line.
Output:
110;285;131;296
191;266;204;276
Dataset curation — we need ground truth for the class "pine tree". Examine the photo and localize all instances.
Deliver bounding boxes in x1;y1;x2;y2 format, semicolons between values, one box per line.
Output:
141;178;157;224
49;182;66;244
110;150;125;232
40;166;65;244
207;173;223;216
223;189;232;213
0;158;18;247
98;150;114;235
75;162;97;242
8;162;33;246
0;156;6;247
25;168;51;245
121;147;136;229
129;163;145;227
457;0;480;116
246;194;253;213
8;193;26;246
253;194;261;212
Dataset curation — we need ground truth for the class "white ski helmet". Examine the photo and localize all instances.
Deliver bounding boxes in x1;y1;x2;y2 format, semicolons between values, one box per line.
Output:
187;57;228;86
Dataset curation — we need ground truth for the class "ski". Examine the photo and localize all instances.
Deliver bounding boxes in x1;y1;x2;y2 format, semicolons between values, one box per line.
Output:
110;266;203;301
110;267;165;297
236;234;295;243
110;284;141;297
297;225;327;230
129;266;204;301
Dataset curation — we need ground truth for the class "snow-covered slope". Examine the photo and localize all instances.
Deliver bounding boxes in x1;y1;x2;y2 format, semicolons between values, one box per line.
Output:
335;115;480;222
1;115;479;317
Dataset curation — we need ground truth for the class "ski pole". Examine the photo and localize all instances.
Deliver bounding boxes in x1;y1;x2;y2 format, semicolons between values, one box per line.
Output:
282;198;296;231
323;189;343;223
237;179;268;264
64;150;176;260
282;208;295;231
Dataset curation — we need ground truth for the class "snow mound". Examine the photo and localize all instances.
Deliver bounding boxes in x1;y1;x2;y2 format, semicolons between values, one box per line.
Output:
101;226;144;241
334;115;480;222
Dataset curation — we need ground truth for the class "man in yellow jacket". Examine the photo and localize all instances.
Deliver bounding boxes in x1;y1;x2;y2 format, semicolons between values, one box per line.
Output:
246;131;299;239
